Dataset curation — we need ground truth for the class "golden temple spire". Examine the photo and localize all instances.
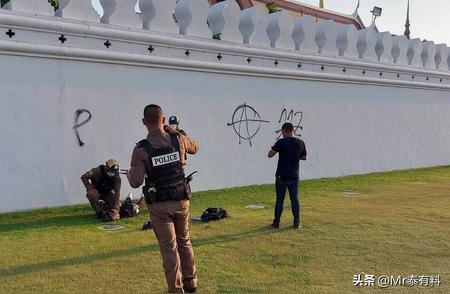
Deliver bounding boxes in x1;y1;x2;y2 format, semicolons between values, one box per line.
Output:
404;0;411;39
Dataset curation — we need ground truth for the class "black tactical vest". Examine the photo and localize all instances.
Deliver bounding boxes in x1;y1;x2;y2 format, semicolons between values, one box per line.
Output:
94;165;116;195
139;134;187;202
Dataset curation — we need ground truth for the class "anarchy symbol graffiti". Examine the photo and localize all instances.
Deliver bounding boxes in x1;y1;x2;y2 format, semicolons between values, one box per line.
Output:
227;103;269;146
275;109;304;139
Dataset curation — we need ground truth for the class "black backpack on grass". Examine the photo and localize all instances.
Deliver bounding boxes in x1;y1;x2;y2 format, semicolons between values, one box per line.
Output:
200;208;228;222
120;200;139;218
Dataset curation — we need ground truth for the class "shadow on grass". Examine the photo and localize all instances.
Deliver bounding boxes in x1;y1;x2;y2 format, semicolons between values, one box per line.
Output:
0;225;285;278
0;213;103;233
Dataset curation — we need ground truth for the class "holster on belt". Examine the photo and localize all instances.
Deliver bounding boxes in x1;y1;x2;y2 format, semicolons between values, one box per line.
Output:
143;178;157;205
143;179;191;205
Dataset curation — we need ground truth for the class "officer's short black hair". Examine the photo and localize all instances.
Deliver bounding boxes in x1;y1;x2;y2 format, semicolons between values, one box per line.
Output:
282;122;294;132
143;104;163;124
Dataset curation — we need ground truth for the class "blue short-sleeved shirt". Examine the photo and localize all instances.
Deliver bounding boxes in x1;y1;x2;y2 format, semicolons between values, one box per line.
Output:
272;137;307;181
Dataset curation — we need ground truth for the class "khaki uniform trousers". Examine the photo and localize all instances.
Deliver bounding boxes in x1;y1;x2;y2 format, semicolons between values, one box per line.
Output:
149;200;197;293
86;190;120;220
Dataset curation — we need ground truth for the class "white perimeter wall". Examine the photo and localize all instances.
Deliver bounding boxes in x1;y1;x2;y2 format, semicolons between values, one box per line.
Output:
1;55;450;212
1;0;450;212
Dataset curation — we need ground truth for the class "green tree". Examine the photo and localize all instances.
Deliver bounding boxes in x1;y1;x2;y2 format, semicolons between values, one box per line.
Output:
266;2;281;14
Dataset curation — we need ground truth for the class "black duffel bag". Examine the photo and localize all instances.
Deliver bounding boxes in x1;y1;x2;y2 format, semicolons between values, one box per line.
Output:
200;207;228;222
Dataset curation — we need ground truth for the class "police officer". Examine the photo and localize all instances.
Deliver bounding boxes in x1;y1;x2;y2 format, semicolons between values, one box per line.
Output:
127;104;198;293
81;159;121;221
169;115;188;161
169;115;187;136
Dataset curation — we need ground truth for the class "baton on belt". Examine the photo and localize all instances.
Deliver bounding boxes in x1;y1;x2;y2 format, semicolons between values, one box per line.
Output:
185;171;198;183
143;172;196;194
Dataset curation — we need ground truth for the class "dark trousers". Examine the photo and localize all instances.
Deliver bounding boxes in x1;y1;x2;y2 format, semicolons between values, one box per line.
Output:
273;177;300;224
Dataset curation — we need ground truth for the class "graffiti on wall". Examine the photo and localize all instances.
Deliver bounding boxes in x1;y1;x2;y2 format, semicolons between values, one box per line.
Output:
73;109;92;147
226;103;269;146
275;109;304;139
227;103;304;145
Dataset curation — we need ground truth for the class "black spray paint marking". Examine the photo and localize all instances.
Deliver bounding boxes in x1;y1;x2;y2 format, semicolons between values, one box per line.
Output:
73;109;92;147
227;103;269;146
275;109;304;139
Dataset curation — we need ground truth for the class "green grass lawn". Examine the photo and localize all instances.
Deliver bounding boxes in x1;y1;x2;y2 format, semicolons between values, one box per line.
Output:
1;167;450;293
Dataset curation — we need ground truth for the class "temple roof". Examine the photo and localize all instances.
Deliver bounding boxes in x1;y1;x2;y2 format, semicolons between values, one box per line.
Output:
253;0;365;29
208;0;365;29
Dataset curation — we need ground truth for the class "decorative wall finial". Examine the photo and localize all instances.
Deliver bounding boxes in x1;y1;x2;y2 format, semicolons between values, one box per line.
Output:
351;0;361;22
404;0;411;39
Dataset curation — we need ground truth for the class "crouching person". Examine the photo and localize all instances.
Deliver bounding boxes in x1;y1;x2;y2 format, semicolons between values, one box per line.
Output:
81;159;121;221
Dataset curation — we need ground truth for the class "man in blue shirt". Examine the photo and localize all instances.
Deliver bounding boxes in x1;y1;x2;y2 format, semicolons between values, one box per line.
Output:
268;122;307;229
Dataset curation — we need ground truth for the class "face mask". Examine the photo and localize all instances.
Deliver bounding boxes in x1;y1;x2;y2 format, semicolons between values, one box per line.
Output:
106;165;119;177
107;171;117;177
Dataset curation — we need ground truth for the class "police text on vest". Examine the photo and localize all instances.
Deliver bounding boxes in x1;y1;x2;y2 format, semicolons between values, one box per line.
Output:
151;152;180;167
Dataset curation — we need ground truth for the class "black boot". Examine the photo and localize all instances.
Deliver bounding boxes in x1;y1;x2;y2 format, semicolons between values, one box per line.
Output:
271;220;280;229
293;219;301;229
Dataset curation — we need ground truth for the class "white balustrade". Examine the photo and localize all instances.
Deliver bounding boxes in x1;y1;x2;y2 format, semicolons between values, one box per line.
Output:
3;0;54;16
239;7;268;46
448;49;450;71
407;38;422;67
435;44;448;71
140;0;177;33
100;0;141;29
56;0;100;22
0;0;448;76
266;11;294;49
357;29;378;61
391;36;409;65
315;20;338;55
336;25;358;58
174;0;209;37
421;41;436;69
375;32;393;63
208;0;241;42
292;15;316;53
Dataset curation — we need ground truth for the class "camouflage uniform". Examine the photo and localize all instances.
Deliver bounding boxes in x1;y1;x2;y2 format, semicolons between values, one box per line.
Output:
81;160;121;221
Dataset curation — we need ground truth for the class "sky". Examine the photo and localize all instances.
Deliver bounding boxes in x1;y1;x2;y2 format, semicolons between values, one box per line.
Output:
90;0;450;45
293;0;450;45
